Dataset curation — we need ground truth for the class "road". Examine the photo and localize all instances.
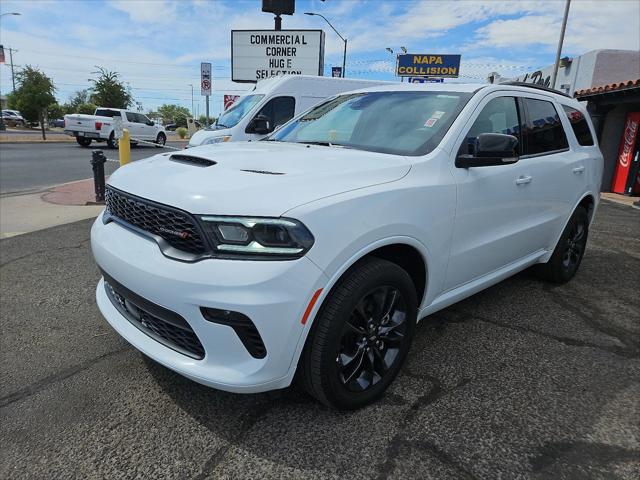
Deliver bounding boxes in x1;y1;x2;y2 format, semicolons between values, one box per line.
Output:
0;141;185;194
0;201;638;479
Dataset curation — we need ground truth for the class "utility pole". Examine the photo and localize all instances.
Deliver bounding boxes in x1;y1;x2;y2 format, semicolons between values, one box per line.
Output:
189;84;194;118
1;46;18;91
551;0;571;90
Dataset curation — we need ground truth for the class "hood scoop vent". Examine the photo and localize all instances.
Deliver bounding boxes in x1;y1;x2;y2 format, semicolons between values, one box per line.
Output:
169;154;216;167
241;169;285;175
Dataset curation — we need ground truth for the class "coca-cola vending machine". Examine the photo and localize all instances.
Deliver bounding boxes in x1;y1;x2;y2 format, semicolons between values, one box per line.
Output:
611;112;640;195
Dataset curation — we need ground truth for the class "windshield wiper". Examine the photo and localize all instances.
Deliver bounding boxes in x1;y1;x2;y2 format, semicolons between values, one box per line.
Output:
297;141;333;146
296;141;351;148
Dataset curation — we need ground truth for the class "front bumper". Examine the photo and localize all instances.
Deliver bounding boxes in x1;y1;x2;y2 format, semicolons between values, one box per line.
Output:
91;214;328;393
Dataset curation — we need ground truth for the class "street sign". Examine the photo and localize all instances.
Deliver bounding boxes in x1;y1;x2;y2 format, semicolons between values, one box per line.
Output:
331;66;342;78
224;95;240;110
407;77;444;83
201;62;212;96
231;30;325;83
396;54;461;78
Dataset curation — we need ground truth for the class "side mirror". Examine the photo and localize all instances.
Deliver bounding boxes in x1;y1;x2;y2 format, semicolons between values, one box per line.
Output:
455;133;519;168
246;114;271;135
146;121;155;126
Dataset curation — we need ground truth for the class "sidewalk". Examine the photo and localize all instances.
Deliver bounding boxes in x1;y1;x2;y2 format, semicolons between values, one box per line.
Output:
0;178;103;238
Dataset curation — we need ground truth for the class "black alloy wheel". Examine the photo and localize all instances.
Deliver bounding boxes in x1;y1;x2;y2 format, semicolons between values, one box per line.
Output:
535;205;589;284
299;257;417;409
337;286;407;392
562;220;586;271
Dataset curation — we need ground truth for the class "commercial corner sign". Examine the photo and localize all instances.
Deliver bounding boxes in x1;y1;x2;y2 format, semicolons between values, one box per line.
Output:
396;54;461;78
231;30;325;83
201;62;212;96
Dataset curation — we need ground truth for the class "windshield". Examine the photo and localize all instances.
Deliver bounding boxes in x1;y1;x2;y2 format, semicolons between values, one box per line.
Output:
211;94;265;130
270;91;473;156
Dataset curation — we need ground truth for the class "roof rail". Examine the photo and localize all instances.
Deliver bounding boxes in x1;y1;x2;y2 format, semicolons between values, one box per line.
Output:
499;81;572;98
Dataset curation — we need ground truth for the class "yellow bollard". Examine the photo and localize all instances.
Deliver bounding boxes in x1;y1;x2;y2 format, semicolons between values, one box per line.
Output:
119;128;131;166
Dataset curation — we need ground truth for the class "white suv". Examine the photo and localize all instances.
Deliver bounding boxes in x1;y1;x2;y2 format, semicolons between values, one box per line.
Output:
91;83;603;409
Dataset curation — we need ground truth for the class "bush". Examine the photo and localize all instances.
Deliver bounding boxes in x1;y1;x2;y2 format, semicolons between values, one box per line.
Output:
176;127;188;139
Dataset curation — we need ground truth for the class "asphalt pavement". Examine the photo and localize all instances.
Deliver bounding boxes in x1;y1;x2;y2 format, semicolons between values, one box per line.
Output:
0;141;185;194
0;201;638;479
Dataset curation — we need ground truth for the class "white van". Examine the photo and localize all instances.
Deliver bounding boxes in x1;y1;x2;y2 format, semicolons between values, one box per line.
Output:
187;75;390;147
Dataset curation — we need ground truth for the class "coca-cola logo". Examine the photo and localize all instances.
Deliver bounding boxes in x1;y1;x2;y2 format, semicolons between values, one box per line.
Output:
619;120;638;168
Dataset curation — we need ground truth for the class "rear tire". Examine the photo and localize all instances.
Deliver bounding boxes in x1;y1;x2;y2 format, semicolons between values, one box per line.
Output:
298;257;417;410
76;137;92;147
106;132;118;149
155;132;166;148
535;206;589;284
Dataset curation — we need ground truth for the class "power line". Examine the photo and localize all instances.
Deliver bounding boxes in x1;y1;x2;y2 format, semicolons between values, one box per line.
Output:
13;48;229;69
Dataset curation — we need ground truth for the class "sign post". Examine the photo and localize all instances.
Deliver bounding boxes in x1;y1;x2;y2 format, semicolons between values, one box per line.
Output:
231;30;325;83
201;62;212;126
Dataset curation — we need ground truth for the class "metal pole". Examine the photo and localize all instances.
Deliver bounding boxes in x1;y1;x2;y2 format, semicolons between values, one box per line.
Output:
275;14;281;31
342;39;347;78
9;48;16;91
551;0;571;89
205;96;210;127
190;84;194;118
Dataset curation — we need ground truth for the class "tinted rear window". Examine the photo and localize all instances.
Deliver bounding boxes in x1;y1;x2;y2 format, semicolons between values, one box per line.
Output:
95;109;121;118
562;105;594;146
522;98;568;155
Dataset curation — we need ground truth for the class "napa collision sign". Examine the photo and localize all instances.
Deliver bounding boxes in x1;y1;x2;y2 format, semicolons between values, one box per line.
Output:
231;30;325;83
396;54;461;78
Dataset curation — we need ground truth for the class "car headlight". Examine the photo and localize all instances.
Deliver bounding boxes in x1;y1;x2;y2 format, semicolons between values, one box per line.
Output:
199;216;314;259
202;135;231;145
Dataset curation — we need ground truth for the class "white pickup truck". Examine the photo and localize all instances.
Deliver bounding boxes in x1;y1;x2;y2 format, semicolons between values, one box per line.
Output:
64;107;167;148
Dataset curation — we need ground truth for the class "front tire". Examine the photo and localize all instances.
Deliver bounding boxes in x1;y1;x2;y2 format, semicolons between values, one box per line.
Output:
155;132;166;147
76;137;92;147
535;206;589;284
299;257;417;410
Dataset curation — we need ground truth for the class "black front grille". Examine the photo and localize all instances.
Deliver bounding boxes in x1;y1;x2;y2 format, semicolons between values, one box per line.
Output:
103;271;205;360
105;186;208;255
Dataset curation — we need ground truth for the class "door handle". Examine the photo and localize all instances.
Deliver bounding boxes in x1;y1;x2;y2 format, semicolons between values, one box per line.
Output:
515;175;532;185
572;166;585;174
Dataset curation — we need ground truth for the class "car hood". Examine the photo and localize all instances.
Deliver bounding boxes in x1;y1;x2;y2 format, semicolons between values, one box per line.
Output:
188;127;234;146
107;142;411;217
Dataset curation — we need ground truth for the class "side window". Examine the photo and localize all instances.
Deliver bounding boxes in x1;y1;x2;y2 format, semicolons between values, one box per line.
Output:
460;96;521;155
256;96;296;130
125;112;137;122
138;114;151;125
562;105;594;146
522;98;569;155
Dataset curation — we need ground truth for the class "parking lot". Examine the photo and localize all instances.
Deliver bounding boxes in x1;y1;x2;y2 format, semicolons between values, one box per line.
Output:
0;200;638;479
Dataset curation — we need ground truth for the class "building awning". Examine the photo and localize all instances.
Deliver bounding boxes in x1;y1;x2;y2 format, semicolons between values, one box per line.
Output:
574;79;640;99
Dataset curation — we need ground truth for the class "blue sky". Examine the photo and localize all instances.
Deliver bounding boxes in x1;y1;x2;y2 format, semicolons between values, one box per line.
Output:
1;0;638;116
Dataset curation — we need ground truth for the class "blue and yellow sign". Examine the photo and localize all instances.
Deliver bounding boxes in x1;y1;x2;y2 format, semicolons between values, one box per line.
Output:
396;54;461;78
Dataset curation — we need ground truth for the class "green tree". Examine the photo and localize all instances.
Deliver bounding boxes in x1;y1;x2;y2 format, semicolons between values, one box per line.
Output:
76;103;98;115
89;67;132;108
47;103;65;122
64;89;90;113
157;104;191;126
9;66;56;139
198;114;215;126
